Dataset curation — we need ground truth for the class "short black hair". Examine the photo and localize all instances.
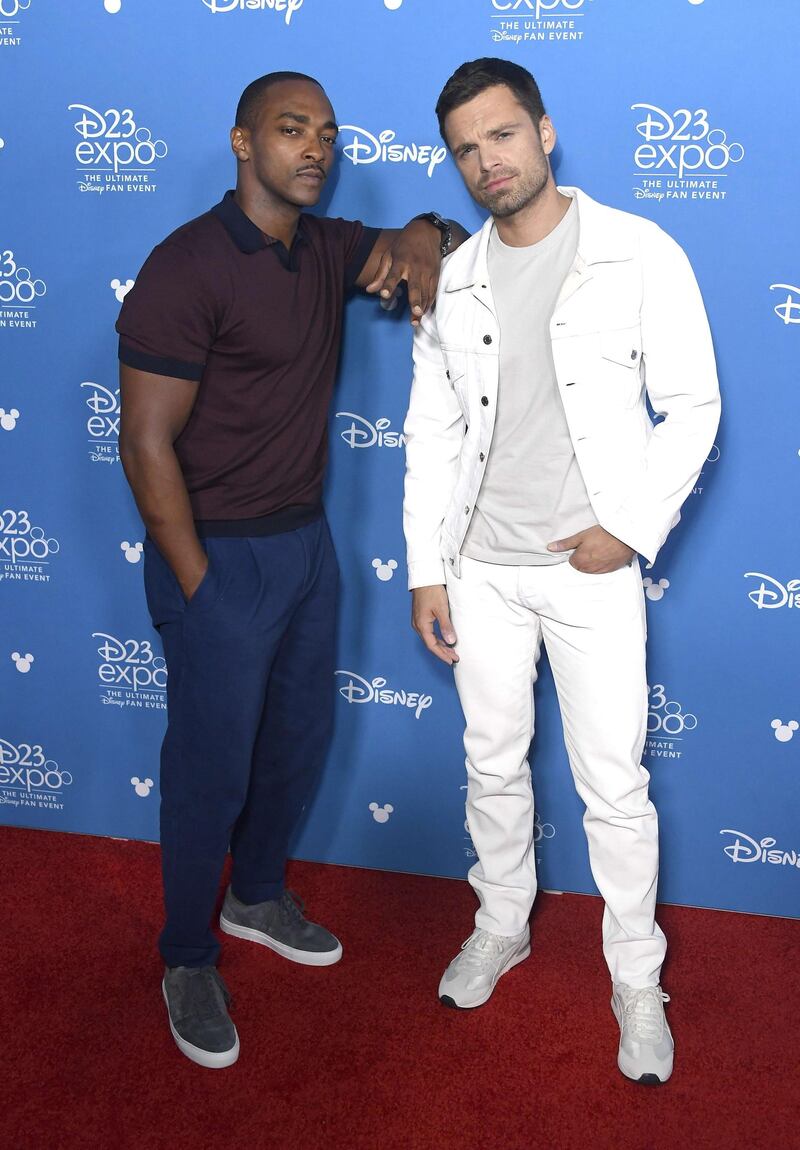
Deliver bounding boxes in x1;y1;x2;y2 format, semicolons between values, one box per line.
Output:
236;71;323;132
435;58;546;145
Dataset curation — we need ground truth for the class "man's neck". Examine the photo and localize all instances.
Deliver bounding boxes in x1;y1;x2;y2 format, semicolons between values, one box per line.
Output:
494;183;572;248
234;184;301;250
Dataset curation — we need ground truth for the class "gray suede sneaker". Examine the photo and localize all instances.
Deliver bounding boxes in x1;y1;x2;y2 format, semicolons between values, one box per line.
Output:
611;983;674;1085
219;887;343;967
162;965;239;1069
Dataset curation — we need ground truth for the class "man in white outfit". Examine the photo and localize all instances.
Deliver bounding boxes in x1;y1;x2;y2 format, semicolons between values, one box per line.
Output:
403;58;720;1085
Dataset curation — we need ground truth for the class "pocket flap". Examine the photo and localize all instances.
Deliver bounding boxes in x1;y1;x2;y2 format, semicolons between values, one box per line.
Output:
601;330;642;368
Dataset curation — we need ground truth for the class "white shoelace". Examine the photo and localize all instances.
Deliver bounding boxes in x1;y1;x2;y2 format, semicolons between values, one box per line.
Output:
456;929;511;972
621;986;670;1043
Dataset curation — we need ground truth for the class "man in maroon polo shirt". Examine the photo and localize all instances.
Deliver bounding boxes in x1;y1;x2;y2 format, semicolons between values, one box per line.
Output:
117;71;464;1069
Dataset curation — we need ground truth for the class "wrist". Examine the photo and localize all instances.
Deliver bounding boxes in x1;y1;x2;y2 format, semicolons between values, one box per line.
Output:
412;211;452;258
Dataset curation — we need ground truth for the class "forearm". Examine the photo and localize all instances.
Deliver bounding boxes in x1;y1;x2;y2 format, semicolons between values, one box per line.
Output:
119;438;206;596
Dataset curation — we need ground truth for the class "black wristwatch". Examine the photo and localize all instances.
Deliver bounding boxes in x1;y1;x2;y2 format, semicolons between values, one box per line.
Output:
414;211;453;259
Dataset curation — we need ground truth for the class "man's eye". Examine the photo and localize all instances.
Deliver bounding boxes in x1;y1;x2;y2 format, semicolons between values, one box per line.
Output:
282;127;299;136
322;136;336;146
459;146;474;158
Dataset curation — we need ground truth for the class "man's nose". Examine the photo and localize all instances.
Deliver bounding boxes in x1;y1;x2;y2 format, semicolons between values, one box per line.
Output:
478;146;502;173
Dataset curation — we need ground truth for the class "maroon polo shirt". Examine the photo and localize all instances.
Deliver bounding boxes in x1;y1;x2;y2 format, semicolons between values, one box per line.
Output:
116;190;379;533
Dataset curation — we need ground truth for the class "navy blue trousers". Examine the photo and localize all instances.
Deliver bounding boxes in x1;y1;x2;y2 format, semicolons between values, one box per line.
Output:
143;517;339;968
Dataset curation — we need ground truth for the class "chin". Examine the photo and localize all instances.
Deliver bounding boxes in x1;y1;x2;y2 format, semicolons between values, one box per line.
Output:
290;185;325;209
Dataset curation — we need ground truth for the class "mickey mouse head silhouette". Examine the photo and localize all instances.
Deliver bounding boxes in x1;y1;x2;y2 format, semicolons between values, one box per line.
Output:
369;802;394;824
771;719;798;744
642;577;670;601
372;558;398;582
130;776;154;797
11;651;34;673
120;541;144;564
110;278;135;303
0;408;20;431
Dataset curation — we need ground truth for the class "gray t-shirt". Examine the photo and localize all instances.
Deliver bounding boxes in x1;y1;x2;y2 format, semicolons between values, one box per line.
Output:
462;197;597;566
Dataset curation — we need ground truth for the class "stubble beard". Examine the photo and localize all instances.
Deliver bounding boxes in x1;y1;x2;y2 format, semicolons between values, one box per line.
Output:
476;158;549;220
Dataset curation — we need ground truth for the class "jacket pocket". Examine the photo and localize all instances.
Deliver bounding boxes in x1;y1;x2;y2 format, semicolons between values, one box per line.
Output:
441;348;468;413
600;327;643;407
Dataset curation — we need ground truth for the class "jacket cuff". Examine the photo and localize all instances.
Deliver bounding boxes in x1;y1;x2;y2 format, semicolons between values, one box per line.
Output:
407;557;447;591
602;507;661;569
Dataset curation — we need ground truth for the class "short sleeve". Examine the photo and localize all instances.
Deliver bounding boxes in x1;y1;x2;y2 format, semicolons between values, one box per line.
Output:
116;241;217;381
319;217;380;290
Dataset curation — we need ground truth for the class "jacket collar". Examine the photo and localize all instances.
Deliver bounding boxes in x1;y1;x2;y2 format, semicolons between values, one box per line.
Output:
443;186;635;293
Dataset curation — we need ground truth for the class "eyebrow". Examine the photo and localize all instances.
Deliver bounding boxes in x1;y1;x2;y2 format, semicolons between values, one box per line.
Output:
276;111;338;132
455;121;523;155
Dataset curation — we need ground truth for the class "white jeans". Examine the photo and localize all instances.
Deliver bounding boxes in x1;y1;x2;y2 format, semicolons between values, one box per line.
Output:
446;556;666;988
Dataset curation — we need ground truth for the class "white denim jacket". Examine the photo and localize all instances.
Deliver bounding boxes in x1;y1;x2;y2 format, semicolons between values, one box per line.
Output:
403;187;721;588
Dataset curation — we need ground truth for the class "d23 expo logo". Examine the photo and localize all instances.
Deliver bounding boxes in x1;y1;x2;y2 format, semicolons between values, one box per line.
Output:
93;633;167;710
645;683;697;762
0;510;59;584
69;104;168;195
631;104;744;203
0;249;46;330
0;0;29;48
81;381;120;465
0;739;72;812
489;0;591;46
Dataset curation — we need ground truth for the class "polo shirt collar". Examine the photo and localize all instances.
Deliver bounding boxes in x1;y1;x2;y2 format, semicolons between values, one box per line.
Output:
211;189;307;258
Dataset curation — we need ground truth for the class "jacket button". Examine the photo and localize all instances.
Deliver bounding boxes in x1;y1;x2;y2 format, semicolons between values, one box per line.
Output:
483;334;492;345
481;396;489;406
446;369;451;379
464;505;470;515
630;350;638;361
449;558;455;565
479;452;485;462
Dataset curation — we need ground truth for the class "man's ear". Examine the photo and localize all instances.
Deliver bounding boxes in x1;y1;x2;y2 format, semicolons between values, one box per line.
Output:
539;115;557;157
230;125;250;163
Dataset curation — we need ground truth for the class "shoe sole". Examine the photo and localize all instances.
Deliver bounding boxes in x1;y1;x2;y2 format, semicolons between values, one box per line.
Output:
439;943;531;1010
611;996;673;1085
162;981;240;1070
219;914;343;967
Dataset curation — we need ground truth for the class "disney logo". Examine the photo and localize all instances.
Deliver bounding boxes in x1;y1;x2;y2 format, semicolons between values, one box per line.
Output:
335;412;406;450
200;0;303;24
720;829;800;869
769;284;800;325
743;572;800;610
338;126;446;179
335;670;432;719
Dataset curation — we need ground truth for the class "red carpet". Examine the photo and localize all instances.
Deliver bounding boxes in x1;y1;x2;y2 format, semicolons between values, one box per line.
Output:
3;826;798;1150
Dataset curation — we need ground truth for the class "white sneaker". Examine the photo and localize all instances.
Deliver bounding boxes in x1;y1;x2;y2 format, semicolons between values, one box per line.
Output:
439;926;531;1009
611;983;674;1084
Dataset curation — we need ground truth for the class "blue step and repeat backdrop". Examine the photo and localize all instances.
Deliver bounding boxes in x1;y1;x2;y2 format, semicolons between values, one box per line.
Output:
2;0;798;919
